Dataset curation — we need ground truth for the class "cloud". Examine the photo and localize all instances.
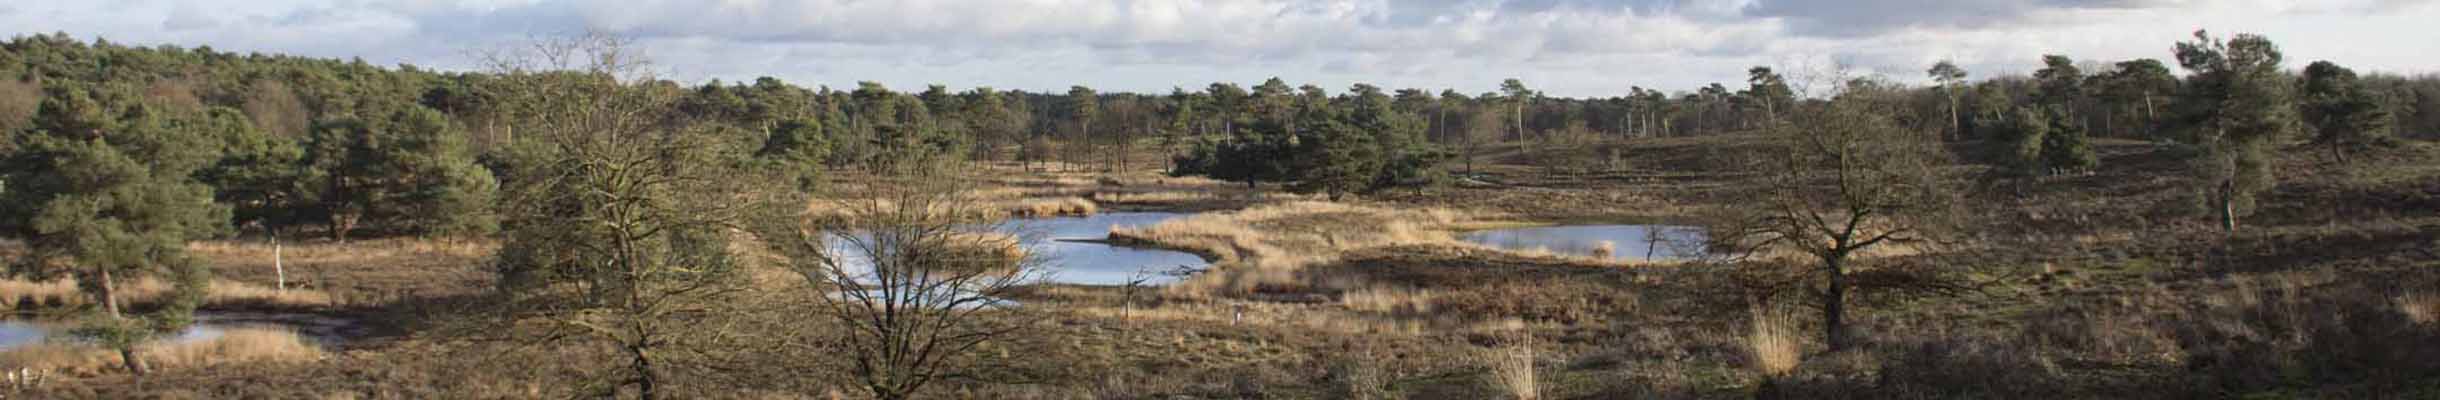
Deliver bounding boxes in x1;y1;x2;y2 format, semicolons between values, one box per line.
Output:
163;2;223;31
0;0;2434;97
1741;0;2172;38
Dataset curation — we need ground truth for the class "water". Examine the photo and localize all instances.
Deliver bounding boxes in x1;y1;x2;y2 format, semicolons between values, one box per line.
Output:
825;212;1211;287
1461;225;1707;261
0;320;229;350
1008;212;1211;285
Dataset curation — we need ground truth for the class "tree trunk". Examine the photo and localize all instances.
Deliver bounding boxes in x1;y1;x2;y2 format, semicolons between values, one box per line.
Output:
1822;257;1850;352
1513;103;1526;142
118;346;146;376
99;267;147;375
631;342;657;400
2218;179;2239;233
1463;142;1476;175
1948;93;1961;141
274;236;286;291
330;213;357;243
99;267;121;318
2143;94;2157;126
2101;108;2114;138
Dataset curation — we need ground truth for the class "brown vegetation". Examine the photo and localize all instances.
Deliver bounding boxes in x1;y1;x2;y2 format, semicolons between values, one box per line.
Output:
12;134;2439;399
0;327;323;377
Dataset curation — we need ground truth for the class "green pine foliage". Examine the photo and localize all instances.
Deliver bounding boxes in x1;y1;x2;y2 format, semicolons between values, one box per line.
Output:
2171;30;2300;231
2300;61;2394;161
0;31;2429;242
0;84;231;374
302;104;495;240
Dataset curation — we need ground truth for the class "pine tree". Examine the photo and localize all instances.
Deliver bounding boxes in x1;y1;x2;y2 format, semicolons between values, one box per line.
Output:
2171;30;2297;232
2300;61;2393;162
757;118;832;190
303;104;496;240
1999;106;2051;176
0;85;230;375
2039;107;2099;174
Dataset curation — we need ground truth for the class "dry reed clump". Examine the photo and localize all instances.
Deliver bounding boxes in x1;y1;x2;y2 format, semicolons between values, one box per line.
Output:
0;327;323;375
1746;303;1804;377
1090;191;1215;205
0;277;332;309
806;195;1100;223
1486;334;1539;400
997;196;1099;218
1108;201;1471;295
185;238;495;266
2398;291;2439;325
1438;241;1682;269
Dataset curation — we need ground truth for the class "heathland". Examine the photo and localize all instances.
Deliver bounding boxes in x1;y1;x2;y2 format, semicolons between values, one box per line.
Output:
0;31;2436;399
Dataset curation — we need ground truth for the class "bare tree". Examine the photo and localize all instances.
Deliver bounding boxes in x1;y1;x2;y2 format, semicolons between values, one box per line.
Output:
1704;72;1965;352
760;177;1042;400
484;32;796;399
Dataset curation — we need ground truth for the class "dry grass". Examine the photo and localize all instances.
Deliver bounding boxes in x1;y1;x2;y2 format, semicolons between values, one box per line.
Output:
1747;303;1803;377
185;239;494;266
1091;191;1217;205
1487;334;1539;400
1443;241;1681;269
1109;303;1428;335
0;277;333;309
1340;286;1439;315
2396;291;2438;325
996;196;1099;218
1109;201;1471;295
0;327;324;376
807;195;1101;223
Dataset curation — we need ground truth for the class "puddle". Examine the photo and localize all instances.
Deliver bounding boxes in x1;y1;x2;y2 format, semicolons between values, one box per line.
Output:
1460;225;1707;261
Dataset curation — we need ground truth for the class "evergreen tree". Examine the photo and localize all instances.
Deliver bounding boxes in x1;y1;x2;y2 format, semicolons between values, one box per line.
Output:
2040;107;2099;173
1928;61;1970;139
2171;30;2297;232
1998;106;2051;176
757;118;832;190
1292;115;1379;201
198;106;314;236
2300;60;2393;162
0;85;229;375
2096;59;2177;139
302;104;496;240
2034;55;2086;108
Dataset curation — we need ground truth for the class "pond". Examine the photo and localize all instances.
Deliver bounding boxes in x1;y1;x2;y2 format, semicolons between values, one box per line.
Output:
826;212;1211;287
0;320;230;350
1461;225;1708;261
0;312;365;350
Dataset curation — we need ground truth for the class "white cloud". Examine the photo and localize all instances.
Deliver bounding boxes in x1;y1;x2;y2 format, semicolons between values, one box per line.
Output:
0;0;2433;97
163;2;224;31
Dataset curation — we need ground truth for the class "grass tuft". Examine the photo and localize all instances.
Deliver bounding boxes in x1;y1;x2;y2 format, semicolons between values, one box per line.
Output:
1747;303;1803;377
2399;291;2439;325
1487;334;1539;400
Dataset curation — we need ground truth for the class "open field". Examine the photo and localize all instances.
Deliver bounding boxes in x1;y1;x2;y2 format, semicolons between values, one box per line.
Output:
2;134;2436;399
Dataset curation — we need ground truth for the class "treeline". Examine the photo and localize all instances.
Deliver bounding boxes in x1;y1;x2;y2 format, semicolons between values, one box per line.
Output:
4;32;2439;240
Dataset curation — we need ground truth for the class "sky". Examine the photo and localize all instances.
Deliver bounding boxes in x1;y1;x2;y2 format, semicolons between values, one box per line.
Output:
4;0;2436;97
